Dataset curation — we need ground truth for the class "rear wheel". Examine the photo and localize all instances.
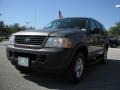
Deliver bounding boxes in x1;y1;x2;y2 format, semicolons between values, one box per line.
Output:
111;43;118;48
68;52;85;83
100;49;107;64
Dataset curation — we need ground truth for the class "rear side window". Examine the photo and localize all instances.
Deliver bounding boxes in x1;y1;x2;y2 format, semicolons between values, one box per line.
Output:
89;20;100;34
96;21;105;35
101;24;107;35
96;22;101;30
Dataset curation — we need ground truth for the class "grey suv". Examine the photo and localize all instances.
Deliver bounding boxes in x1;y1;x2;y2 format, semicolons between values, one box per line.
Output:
7;17;108;82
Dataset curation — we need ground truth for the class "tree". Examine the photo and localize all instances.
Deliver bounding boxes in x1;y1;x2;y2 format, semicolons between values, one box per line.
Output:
7;23;35;36
108;22;120;36
0;21;6;36
0;21;35;38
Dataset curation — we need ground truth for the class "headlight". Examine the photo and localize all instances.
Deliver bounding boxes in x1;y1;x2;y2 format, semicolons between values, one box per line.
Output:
45;37;72;48
8;35;15;46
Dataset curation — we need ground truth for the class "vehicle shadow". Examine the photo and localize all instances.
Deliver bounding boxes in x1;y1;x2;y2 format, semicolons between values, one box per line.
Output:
23;59;120;90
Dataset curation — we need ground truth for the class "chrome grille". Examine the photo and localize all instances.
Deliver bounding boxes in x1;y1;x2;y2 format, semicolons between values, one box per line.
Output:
15;35;46;48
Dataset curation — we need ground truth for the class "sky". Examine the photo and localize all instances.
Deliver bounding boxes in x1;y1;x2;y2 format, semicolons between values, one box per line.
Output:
0;0;120;29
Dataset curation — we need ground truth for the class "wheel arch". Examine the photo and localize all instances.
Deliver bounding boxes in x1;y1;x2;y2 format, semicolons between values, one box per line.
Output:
71;44;88;64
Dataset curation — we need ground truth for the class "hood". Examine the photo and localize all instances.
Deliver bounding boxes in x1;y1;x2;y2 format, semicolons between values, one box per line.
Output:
13;29;84;37
13;29;51;36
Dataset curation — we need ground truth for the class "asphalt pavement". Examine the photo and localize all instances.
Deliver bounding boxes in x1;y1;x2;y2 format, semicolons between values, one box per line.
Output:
0;41;120;90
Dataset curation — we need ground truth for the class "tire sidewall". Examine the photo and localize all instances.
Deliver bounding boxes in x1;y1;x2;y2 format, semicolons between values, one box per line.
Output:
100;48;108;64
70;52;85;82
111;43;118;48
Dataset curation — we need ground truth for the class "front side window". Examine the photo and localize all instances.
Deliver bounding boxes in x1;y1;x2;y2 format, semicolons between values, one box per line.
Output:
90;20;97;31
44;18;87;30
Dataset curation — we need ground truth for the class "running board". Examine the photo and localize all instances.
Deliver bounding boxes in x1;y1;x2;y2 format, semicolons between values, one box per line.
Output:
87;57;103;66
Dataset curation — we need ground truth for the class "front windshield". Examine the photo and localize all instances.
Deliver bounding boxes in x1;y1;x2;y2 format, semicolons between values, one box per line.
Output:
44;18;87;29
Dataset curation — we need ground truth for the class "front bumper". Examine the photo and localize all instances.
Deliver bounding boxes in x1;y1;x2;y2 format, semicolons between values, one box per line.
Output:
6;46;73;72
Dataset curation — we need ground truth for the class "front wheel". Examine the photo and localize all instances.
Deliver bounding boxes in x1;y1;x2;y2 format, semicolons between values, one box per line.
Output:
68;52;85;83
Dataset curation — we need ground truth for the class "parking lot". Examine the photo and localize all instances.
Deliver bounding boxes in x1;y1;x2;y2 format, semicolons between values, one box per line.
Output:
0;41;120;90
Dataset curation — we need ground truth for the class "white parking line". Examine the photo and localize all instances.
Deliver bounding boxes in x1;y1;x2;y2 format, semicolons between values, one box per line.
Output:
107;48;120;60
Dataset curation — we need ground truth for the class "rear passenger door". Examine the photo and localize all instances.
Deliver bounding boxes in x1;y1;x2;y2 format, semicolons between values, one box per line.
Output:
95;21;105;55
87;19;99;57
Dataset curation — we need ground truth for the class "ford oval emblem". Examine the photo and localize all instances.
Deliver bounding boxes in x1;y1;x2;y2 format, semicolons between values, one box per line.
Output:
24;38;30;43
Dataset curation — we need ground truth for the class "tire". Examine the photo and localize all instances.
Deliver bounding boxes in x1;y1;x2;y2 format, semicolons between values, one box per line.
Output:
68;52;85;83
111;43;118;48
100;49;107;64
